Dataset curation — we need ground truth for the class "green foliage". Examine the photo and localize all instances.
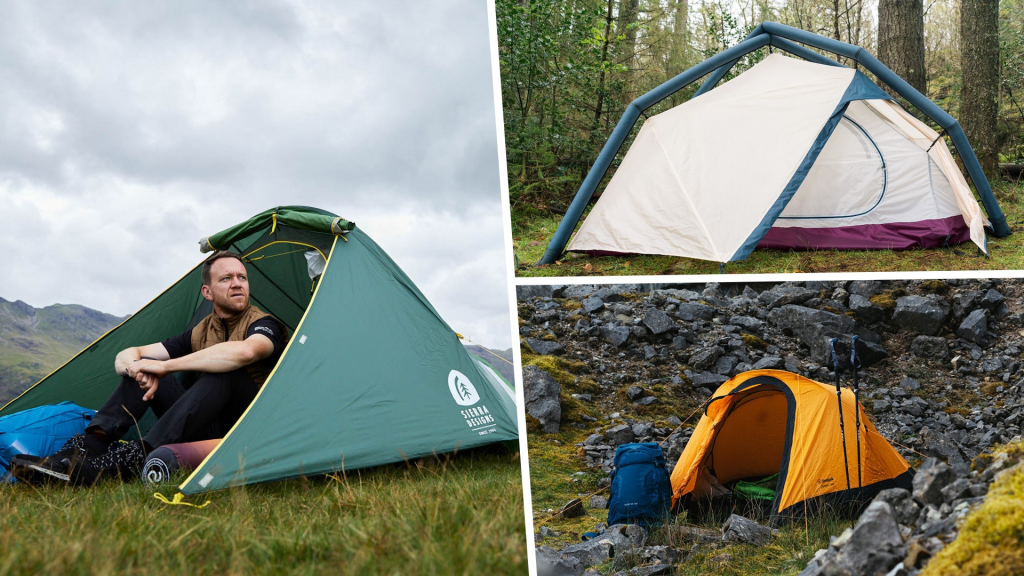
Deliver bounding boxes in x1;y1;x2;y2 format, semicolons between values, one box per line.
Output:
0;448;526;575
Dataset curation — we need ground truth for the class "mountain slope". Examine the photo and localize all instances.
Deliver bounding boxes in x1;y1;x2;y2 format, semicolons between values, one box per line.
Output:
0;297;125;404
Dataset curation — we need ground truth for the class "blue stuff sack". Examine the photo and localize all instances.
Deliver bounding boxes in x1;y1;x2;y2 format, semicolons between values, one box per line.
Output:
0;402;96;482
607;442;673;527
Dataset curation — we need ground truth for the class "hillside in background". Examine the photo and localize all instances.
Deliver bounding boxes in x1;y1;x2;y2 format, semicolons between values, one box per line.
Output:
0;297;125;404
465;344;515;385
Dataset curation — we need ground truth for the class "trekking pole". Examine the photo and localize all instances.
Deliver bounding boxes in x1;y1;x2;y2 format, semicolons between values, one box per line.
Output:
829;338;851;492
850;335;863;492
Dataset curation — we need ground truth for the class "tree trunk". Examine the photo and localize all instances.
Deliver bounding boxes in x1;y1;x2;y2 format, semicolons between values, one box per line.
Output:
877;0;926;95
961;0;1001;178
618;0;640;99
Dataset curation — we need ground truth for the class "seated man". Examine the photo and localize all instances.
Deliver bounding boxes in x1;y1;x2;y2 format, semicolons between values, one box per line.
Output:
12;250;287;485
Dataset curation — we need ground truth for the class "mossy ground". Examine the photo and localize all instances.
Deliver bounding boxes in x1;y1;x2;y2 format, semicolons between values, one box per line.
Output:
522;340;859;574
922;441;1024;576
512;181;1024;277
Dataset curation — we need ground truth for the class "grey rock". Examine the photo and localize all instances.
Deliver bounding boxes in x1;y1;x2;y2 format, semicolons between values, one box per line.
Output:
873;488;920;526
834;501;907;576
849;280;882;298
941;478;972;503
690;346;724;370
722;514;773;546
643;309;676;335
590;495;608;509
848;294;884;324
956;309;988;345
676;302;715;322
918;428;971;475
643;346;656;360
525;338;564;356
714;355;739;375
635;396;657;406
752;356;783;370
517;285;555;300
979;288;1005;311
900;378;921;391
692;372;729;387
631;423;652;438
910;336;950;361
561;285;597;299
728;315;763;332
874;399;891;413
556;498;586;518
606;425;635;446
582;296;605;314
523;365;561;433
891;295;950;335
768;305;887;369
912;458;957;506
758;285;817;309
535;545;583;576
672;336;687;350
583;434;605;446
600;325;631;347
626;386;644;401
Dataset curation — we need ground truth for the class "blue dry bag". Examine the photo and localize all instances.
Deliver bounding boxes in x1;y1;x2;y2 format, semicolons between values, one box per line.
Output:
0;402;96;481
606;442;672;527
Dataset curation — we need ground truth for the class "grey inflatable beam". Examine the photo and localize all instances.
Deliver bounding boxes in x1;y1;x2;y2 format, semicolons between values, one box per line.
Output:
537;22;1008;265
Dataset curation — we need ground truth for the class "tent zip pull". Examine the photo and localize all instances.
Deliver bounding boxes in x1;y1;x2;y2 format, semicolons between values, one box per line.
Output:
829;338;852;492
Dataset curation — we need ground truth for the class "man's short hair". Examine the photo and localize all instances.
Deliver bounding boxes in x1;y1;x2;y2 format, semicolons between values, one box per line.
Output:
201;251;245;286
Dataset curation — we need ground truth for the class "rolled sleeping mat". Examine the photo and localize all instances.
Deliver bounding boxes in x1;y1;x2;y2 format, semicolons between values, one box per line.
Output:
143;439;221;484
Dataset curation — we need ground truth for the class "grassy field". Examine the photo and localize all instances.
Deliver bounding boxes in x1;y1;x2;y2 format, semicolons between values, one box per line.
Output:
0;446;526;575
513;180;1024;277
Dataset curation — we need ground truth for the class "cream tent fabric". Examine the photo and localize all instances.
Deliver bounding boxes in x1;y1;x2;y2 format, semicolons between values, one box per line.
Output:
566;54;988;262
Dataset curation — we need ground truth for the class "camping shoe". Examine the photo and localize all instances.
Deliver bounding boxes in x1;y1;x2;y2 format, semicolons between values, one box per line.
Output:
9;433;89;485
71;440;147;486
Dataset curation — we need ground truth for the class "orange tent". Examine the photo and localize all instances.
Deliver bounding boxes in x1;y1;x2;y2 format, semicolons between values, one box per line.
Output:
670;370;913;521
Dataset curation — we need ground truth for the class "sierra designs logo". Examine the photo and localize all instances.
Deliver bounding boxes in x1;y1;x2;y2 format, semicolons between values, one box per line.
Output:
447;370;480;406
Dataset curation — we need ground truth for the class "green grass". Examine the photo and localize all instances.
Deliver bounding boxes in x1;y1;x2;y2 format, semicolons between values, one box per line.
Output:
513;180;1024;277
0;447;527;575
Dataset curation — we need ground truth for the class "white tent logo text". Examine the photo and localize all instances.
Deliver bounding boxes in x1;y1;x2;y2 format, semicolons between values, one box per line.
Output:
448;370;480;406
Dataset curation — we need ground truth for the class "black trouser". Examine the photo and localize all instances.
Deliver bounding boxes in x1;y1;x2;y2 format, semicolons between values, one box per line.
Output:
87;367;260;449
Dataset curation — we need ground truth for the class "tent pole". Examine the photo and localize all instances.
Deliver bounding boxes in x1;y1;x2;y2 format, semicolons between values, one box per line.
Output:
850;335;863;495
693;22;1008;238
830;338;852;493
536;33;772;265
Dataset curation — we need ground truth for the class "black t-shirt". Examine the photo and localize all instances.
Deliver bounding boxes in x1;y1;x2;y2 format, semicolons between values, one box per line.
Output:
160;317;286;369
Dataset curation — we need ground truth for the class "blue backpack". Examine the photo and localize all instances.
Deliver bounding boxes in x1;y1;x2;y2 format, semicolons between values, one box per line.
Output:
0;402;96;481
607;442;673;526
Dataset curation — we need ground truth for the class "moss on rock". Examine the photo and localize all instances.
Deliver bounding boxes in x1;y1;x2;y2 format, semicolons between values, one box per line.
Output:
922;456;1024;575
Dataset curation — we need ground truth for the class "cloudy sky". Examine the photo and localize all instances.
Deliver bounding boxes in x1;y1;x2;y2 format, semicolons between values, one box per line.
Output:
0;1;514;349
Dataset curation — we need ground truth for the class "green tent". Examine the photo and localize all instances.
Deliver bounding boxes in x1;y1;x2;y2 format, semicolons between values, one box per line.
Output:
0;206;519;494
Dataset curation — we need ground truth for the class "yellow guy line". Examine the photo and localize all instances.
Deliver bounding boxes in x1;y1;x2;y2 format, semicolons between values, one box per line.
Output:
242;240;327;265
178;235;340;493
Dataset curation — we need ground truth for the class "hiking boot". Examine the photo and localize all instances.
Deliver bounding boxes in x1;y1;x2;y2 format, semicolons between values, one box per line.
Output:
70;440;148;486
9;433;90;484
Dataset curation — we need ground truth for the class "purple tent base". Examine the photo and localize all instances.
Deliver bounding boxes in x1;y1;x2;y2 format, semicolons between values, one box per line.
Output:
757;216;971;251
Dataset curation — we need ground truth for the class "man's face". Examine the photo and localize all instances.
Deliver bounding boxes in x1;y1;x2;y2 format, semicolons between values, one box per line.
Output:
202;257;250;317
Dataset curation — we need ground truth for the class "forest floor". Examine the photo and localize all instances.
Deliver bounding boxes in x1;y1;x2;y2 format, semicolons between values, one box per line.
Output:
0;446;527;575
512;179;1024;277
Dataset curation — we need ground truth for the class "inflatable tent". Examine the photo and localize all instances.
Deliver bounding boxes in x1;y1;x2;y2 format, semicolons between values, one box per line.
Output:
538;22;1010;265
0;207;518;494
670;370;912;523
